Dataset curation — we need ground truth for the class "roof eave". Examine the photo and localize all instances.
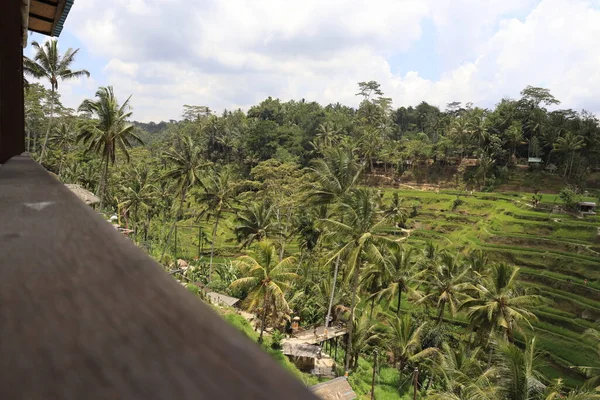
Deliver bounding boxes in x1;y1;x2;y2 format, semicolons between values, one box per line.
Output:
51;0;74;37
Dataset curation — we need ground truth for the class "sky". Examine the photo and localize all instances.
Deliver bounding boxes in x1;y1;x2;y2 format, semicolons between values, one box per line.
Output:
26;0;600;122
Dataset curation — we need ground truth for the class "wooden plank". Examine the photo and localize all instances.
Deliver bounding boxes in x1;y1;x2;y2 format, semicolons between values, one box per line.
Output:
0;156;317;400
29;1;58;20
0;0;25;163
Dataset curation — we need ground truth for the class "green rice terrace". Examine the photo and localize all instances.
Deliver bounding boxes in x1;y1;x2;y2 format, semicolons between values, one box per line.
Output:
164;184;600;389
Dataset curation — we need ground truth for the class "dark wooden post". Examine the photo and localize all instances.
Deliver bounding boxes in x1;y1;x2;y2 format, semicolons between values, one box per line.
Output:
0;0;25;163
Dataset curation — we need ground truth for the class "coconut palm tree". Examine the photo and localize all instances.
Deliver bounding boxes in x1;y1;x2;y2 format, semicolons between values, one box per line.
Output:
553;132;586;178
50;122;77;179
229;240;297;344
463;263;541;343
384;314;439;385
77;86;142;210
118;165;158;240
383;192;409;234
321;188;389;372
309;148;363;332
431;343;496;399
371;244;423;317
234;201;274;248
24;40;90;164
581;328;600;390
494;336;545;400
160;134;209;261
347;311;381;369
195;167;239;279
420;252;473;324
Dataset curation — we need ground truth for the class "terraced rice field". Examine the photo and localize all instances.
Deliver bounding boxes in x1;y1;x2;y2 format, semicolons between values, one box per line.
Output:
164;187;600;386
380;188;600;386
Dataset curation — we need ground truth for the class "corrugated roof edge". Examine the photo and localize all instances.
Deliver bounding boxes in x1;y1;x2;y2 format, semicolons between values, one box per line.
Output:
52;0;74;37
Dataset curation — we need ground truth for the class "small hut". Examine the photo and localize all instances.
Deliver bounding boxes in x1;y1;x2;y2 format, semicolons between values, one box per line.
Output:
310;377;356;400
65;184;100;206
282;342;320;372
206;292;240;308
578;202;597;215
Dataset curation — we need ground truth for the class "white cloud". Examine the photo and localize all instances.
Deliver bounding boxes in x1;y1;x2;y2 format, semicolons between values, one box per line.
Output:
57;0;600;121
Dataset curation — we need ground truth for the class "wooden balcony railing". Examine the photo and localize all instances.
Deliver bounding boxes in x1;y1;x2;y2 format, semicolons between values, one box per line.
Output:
0;155;316;399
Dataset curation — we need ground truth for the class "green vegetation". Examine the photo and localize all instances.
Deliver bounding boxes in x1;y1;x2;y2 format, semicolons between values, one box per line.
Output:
24;41;600;399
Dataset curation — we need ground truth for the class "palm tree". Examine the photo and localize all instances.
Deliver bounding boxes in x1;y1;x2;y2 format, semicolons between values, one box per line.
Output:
494;336;545;400
160;134;208;261
308;147;363;206
314;122;342;150
347;311;381;369
449;117;472;160
321;188;389;372
384;314;438;385
229;240;297;344
50;122;77;179
24;40;89;164
432;343;497;399
545;378;600;400
383;192;409;233
469;114;490;148
372;243;423;317
463;263;541;343
118;165;158;240
309;148;363;332
234;201;274;248
196;167;239;279
581;328;600;390
78;86;142;209
553;132;585;178
420;252;473;324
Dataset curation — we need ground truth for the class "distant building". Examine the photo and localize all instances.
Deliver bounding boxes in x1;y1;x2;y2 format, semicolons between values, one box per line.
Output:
310;377;356;400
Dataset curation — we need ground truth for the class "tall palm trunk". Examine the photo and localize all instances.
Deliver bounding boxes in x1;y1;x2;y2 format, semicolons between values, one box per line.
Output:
325;255;340;330
344;252;361;372
160;188;186;263
39;89;55;164
98;152;110;210
437;301;445;324
397;289;402;317
209;213;220;282
258;289;269;344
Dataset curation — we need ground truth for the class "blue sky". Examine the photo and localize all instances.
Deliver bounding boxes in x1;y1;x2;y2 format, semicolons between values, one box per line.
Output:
26;0;600;122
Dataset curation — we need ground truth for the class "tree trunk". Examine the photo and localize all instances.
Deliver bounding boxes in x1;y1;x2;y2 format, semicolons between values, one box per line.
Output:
344;252;361;372
369;297;375;319
160;189;185;263
436;302;445;324
258;290;269;345
209;214;220;282
98;152;110;210
325;255;340;330
397;289;402;317
39;89;55;165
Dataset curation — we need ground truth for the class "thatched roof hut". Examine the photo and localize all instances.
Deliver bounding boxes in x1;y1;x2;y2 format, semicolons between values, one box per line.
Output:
65;184;100;205
310;377;356;400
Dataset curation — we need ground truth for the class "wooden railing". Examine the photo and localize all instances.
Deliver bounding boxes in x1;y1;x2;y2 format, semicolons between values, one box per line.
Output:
0;155;316;399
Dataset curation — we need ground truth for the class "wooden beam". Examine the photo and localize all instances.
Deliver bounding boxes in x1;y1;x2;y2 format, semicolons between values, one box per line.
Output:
0;156;317;400
0;0;25;163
